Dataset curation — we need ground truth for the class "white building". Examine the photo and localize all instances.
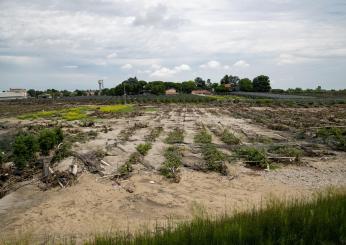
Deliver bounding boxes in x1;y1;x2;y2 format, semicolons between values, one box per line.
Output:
0;88;27;100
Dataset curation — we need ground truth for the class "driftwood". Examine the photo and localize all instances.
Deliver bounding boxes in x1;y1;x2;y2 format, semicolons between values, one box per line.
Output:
71;151;104;175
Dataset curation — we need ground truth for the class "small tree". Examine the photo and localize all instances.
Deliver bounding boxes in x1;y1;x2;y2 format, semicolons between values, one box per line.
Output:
13;133;39;169
239;78;253;92
253;75;271;92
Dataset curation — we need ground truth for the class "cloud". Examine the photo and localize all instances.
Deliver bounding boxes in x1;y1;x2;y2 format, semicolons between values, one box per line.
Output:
121;64;133;69
233;60;250;68
200;60;221;69
63;65;79;69
107;52;118;59
150;63;191;78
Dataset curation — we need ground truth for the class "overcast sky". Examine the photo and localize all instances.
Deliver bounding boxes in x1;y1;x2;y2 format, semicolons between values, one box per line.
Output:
0;0;346;91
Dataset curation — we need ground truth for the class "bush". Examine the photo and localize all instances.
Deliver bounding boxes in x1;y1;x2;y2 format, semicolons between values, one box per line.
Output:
316;127;346;151
136;143;152;156
269;145;303;161
236;147;268;168
160;146;182;181
38;128;64;155
51;143;72;163
201;144;228;175
13;133;39;169
194;130;212;144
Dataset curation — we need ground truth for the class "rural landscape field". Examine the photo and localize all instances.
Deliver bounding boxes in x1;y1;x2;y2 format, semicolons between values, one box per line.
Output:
1;0;346;244
0;93;345;244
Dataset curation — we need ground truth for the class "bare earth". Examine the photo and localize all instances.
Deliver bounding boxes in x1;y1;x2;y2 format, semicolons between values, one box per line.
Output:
0;105;345;242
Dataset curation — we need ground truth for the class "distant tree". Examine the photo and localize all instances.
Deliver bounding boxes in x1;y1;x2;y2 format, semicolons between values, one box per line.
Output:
61;90;72;97
239;78;253;92
181;81;197;93
74;90;87;96
220;75;240;85
194;77;206;89
214;84;228;93
27;89;36;98
252;75;271;92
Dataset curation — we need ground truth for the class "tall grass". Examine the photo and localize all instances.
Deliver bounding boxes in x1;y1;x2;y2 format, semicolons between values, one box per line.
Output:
89;189;346;245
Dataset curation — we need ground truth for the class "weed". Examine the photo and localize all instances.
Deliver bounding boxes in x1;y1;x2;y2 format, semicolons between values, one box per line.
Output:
236;146;268;168
136;143;152;156
316;127;346;151
165;128;184;144
194;130;212;144
13;132;39;169
220;129;240;145
38;128;64;155
51;143;72;163
145;127;163;142
117;162;133;179
269;145;304;161
99;105;134;113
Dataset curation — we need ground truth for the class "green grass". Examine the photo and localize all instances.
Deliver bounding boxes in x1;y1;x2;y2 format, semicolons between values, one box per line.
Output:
220;129;240;145
165;128;184;144
136;143;152;156
144;107;158;112
194;130;212;144
99;104;134;113
269;145;304;161
316;127;346;151
62;111;88;121
88;188;346;245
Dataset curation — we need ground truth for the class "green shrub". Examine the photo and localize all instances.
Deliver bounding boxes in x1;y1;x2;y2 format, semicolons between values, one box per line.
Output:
194;130;212;144
269;145;303;161
13;132;39;169
136;143;152;156
145;127;163;142
38;128;64;155
236;147;268;168
165;128;184;144
118;162;133;178
220;129;240;145
51;143;72;163
201;144;228;175
316;127;346;151
160;146;182;181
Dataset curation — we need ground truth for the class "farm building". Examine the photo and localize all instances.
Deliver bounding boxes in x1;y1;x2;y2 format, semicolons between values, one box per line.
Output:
0;88;27;100
191;90;212;95
165;88;177;95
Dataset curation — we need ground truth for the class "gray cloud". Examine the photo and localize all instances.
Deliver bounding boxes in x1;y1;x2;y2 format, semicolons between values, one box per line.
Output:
0;0;345;90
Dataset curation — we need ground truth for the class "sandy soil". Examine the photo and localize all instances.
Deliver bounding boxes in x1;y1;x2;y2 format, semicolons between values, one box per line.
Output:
0;105;345;242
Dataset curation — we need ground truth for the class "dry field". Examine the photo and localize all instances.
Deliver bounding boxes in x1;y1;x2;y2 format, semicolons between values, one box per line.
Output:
0;103;345;242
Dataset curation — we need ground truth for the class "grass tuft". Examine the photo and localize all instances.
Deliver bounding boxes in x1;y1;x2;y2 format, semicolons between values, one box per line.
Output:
165;128;184;144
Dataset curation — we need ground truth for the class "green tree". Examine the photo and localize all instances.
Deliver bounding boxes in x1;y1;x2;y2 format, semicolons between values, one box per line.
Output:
252;75;271;92
194;77;206;89
181;81;197;93
239;78;253;92
38;128;64;156
220;75;240;85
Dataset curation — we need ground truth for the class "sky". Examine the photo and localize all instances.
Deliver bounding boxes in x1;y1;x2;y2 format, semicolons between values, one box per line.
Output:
0;0;346;91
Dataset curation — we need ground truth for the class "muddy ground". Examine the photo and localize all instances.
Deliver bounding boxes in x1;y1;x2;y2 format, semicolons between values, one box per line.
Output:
0;104;345;242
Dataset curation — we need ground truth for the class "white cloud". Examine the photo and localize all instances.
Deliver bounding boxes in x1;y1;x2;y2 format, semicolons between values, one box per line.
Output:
277;54;316;65
121;63;133;69
63;65;79;69
107;52;118;59
233;60;250;68
150;63;191;78
200;60;221;69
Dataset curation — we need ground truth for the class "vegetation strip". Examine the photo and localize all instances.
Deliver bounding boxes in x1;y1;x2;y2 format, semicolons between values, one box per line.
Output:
88;189;346;245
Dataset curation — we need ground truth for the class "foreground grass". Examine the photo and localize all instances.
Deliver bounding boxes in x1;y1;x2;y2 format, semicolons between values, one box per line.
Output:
89;189;346;245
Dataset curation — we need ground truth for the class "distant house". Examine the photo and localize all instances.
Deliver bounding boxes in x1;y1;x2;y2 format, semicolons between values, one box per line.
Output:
224;83;238;91
191;90;212;95
38;93;52;99
165;88;177;95
0;88;27;100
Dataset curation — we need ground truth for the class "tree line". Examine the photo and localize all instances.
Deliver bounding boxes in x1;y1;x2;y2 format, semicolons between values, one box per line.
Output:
27;74;272;98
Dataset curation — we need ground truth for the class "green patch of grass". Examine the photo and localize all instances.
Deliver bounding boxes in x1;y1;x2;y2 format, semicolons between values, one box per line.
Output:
144;107;157;112
99;104;134;113
200;144;228;175
236;146;268;168
165;128;184;144
220;129;240;145
136;143;152;156
62;111;88;121
89;188;346;245
160;146;182;182
17;110;58;120
194;130;212;144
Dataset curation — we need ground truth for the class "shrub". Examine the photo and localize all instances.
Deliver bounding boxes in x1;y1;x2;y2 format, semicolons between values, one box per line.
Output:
38;128;64;155
165;128;184;144
236;147;268;168
118;162;133;178
145;127;163;142
201;144;228;175
269;145;304;161
160;146;182;181
51;143;72;163
13;132;39;169
220;129;240;145
194;130;212;144
316;127;346;151
136;143;152;156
